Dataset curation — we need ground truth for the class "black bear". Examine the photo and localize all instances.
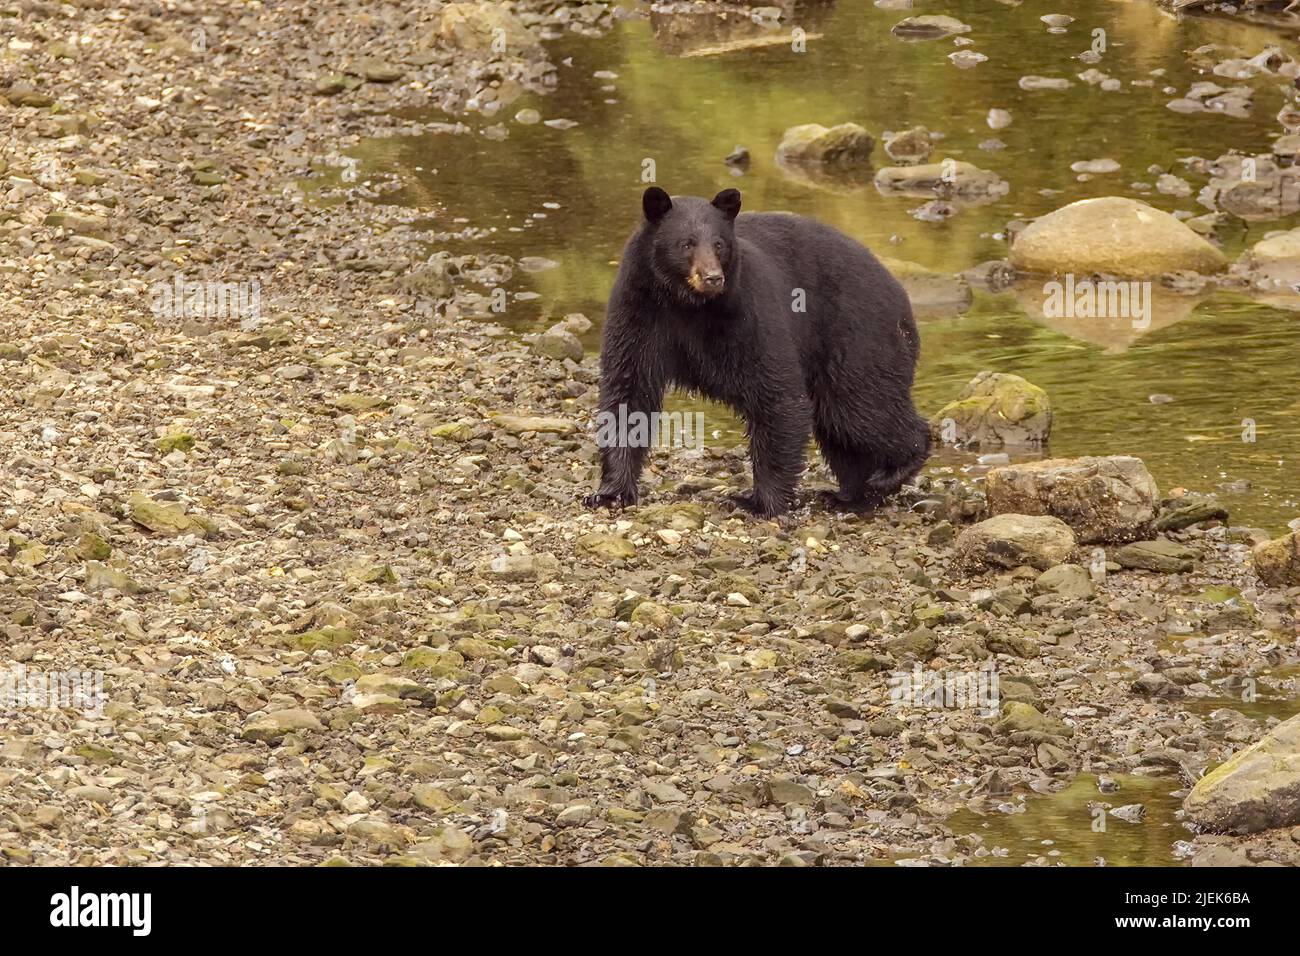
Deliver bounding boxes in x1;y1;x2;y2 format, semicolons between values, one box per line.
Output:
585;186;929;517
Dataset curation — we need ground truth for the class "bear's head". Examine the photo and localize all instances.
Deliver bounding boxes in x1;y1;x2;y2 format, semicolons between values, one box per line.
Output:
641;187;741;304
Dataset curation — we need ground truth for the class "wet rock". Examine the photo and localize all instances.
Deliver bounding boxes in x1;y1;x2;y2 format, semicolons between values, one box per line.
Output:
1070;158;1120;175
1113;539;1196;573
1202;153;1300;221
986;456;1160;544
1155;498;1228;532
1018;75;1072;91
948;51;987;69
878;258;971;316
724;146;750;168
954;514;1077;571
1184;714;1300;834
776;123;875;167
987;108;1012;130
883;126;932;165
930;371;1051;448
874;161;1008;201
1252;532;1300;588
1231;226;1300;294
1009;198;1226;277
891;16;971;40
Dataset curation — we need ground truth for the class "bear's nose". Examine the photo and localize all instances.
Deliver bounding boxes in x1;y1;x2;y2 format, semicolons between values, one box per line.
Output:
701;272;724;292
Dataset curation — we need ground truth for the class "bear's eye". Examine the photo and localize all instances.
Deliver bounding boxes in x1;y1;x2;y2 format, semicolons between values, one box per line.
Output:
682;238;695;250
713;240;724;253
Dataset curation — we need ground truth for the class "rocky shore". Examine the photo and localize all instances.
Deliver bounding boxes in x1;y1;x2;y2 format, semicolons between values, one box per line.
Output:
2;1;1299;867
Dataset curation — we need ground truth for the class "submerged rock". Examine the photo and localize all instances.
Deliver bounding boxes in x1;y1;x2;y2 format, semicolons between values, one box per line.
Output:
1009;198;1227;277
890;15;971;40
1184;714;1300;834
874;161;1008;200
986;456;1159;544
776;123;875;167
930;370;1051;448
883;126;933;165
878;258;972;316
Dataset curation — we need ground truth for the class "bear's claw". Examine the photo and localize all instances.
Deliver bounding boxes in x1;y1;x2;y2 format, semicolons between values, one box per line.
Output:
728;491;788;518
584;490;637;510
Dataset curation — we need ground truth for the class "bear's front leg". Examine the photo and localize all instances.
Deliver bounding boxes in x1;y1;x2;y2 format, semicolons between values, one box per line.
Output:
733;396;810;517
584;342;667;511
585;426;649;510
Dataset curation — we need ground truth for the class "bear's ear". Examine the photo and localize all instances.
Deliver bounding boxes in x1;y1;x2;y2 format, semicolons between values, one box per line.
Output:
642;186;672;223
711;188;741;221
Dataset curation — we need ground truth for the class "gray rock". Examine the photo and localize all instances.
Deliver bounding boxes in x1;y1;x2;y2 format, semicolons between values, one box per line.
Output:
1184;714;1300;834
1114;539;1196;573
955;514;1077;571
986;456;1159;544
1034;563;1094;599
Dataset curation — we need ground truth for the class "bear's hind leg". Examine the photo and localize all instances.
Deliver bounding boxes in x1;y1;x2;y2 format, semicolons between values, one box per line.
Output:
861;419;930;501
815;436;878;509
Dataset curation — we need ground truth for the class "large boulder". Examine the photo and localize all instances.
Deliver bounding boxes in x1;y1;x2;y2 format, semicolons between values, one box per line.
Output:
1252;531;1300;588
954;514;1077;571
986;456;1159;543
776;123;875;167
1184;713;1300;834
437;2;541;55
1009;197;1227;277
931;371;1051;447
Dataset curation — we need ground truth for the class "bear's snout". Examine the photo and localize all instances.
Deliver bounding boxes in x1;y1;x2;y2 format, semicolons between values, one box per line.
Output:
689;268;725;296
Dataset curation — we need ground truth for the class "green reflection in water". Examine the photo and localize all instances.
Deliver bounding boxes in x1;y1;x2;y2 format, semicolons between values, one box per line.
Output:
943;773;1191;867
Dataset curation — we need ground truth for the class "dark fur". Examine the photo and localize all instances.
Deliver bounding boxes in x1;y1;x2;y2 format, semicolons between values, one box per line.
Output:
586;187;930;517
